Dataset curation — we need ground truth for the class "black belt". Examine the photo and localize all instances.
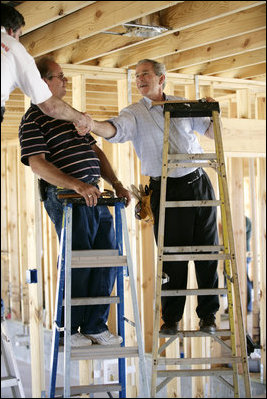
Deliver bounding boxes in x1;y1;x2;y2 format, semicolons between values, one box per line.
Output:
150;168;204;185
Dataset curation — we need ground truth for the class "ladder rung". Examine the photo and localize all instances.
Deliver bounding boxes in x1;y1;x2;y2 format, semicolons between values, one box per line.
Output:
71;254;128;268
168;153;217;161
67;345;139;360
72;249;119;257
1;376;19;388
55;383;122;396
162;254;230;261
163;245;225;253
159;329;231;339
161;288;227;296
157;368;233;378
168;162;217;169
165;200;221;207
63;296;120;306
158;356;242;366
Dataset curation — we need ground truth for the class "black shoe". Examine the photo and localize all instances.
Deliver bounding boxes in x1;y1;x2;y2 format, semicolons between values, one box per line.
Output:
199;314;216;334
160;322;179;335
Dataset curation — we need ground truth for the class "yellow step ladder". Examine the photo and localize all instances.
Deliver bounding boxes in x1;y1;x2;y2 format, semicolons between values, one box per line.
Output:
150;100;251;398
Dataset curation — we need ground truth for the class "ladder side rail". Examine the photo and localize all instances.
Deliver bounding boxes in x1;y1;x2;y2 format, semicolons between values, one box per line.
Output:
214;111;239;397
63;204;73;398
115;203;126;399
218;166;239;397
1;320;25;398
151;110;171;398
49;206;68;398
213;110;251;397
120;206;150;398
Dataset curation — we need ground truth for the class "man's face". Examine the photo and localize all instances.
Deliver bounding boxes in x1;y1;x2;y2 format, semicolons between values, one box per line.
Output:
135;62;165;100
44;62;67;99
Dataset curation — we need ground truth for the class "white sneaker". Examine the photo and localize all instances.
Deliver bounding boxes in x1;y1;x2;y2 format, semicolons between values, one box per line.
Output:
85;330;123;345
59;333;92;347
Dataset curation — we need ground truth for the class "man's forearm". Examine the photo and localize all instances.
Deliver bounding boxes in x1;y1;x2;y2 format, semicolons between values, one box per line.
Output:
91;120;116;139
29;154;81;191
29;154;102;207
37;96;91;135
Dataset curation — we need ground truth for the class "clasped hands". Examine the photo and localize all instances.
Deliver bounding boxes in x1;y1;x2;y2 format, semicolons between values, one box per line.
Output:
74;113;94;136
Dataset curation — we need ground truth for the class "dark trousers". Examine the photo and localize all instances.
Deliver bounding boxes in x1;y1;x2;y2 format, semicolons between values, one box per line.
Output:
150;169;220;323
44;185;117;334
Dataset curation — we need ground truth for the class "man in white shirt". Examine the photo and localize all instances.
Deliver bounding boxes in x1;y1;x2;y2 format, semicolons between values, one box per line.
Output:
1;4;91;135
89;59;220;335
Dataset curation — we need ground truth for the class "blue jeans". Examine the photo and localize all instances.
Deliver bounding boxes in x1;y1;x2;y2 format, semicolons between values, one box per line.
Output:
44;184;117;334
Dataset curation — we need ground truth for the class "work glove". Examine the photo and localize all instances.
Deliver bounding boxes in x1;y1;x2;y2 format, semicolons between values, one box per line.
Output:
129;184;154;224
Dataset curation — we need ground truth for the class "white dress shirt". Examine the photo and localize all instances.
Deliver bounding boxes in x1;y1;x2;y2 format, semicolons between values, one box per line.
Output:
1;27;52;107
108;95;210;177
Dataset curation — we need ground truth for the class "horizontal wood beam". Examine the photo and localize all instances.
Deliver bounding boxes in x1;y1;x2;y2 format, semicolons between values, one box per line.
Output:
18;1;93;34
157;29;266;72
46;33;143;65
177;49;266;75
214;63;266;79
92;4;266;68
20;1;180;57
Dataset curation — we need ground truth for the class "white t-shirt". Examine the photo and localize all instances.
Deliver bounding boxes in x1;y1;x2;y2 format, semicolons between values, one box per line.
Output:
1;27;52;107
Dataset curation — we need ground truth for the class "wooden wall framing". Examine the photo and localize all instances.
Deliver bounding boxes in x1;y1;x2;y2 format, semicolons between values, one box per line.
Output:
1;66;266;396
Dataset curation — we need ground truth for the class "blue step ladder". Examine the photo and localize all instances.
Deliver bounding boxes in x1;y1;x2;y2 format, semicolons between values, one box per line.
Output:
48;194;149;398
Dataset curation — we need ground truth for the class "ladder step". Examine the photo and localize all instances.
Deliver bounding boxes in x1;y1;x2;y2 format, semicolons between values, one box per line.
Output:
157;368;234;378
59;345;139;360
161;288;227;296
55;383;122;396
168;153;217;161
63;296;120;306
71;253;128;268
1;376;19;388
162;254;230;261
159;329;231;339
168;162;217;169
158;356;242;366
163;245;225;253
165;200;221;207
72;249;119;257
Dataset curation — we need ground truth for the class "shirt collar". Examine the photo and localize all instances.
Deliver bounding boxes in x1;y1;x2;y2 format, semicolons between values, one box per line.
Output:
142;93;169;109
1;27;7;34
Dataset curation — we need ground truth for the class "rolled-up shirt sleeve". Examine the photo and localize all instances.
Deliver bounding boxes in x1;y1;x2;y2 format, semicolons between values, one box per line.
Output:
107;108;137;143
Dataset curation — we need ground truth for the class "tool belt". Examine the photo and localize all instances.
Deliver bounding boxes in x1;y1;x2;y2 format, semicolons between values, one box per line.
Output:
37;178;100;202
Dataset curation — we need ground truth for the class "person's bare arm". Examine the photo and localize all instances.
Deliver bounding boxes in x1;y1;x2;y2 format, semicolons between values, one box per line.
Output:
90;120;117;139
29;154;101;207
37;96;92;136
93;144;131;206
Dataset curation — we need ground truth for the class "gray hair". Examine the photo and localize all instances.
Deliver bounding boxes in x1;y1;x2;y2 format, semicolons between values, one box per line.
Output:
136;59;166;89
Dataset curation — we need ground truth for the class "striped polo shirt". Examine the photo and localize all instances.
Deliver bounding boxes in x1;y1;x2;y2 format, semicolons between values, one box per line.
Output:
19;104;101;182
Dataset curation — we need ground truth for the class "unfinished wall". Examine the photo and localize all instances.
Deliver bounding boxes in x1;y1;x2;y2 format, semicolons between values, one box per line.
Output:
1;66;266;396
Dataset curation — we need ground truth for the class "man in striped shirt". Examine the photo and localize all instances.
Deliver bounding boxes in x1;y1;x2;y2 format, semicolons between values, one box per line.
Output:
19;58;131;347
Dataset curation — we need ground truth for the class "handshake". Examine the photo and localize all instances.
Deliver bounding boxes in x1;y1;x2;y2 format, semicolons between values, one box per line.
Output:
74;112;95;136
